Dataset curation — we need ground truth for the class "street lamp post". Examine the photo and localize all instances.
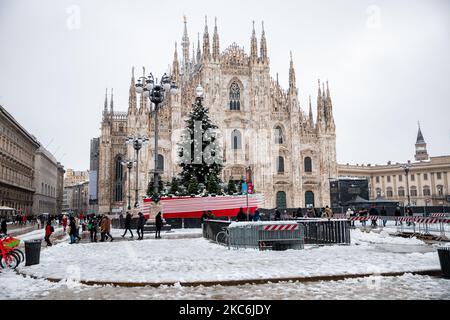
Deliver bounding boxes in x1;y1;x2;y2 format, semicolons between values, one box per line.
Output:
135;72;178;197
401;163;412;209
126;137;149;208
121;160;136;210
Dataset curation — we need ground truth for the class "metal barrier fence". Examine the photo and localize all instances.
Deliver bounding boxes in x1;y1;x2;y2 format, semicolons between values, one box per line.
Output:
202;219;231;244
227;222;305;250
295;219;351;245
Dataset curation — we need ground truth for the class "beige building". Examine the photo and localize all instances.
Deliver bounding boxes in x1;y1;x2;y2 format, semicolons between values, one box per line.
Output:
64;168;89;187
338;126;450;207
0;105;40;215
32;146;64;215
98;18;337;214
62;181;89;215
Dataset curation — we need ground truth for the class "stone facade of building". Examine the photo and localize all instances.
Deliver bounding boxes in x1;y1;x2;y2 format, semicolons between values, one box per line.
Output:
62;181;89;215
338;126;450;207
0;105;40;215
98;18;337;214
32;146;62;215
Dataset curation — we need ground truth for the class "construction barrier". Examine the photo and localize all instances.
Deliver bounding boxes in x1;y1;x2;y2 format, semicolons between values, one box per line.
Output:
228;221;305;250
297;219;351;245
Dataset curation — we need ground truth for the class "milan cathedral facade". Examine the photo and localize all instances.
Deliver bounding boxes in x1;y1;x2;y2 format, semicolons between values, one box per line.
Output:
98;17;337;214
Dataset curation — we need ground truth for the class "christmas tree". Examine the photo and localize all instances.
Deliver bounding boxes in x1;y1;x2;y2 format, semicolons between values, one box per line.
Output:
178;94;223;194
187;176;200;195
227;179;237;195
147;176;164;197
168;177;180;195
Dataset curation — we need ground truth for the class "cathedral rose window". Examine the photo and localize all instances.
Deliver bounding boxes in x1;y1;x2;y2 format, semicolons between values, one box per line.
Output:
229;82;241;111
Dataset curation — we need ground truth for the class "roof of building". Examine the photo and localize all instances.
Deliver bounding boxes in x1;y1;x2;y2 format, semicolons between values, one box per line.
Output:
0;105;40;148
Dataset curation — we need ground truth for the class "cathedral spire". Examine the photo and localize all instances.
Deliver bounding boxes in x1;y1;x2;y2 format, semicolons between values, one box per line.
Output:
197;32;201;64
103;88;108;115
250;20;258;61
289;51;296;91
326;80;330;99
260;21;268;63
212;17;220;61
128;67;137;115
181;15;190;77
202;15;211;61
110;88;114;114
309;95;314;127
172;43;180;83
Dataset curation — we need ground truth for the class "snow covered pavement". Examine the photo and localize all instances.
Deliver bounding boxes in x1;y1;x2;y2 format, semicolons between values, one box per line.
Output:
16;229;441;283
1;270;449;300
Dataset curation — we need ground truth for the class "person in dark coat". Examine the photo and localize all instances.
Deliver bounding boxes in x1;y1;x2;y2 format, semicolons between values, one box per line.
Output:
137;212;146;240
236;207;247;222
1;219;7;234
88;216;98;242
69;217;78;244
380;206;388;227
274;209;281;221
369;206;378;227
122;212;134;238
253;209;261;221
155;212;163;239
200;211;208;224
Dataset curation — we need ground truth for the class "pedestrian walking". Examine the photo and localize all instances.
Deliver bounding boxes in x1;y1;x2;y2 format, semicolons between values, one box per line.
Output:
380;206;388;227
137;212;146;240
69;217;78;244
100;214;114;242
62;215;68;233
45;220;53;246
394;206;402;226
369;206;378;227
122;212;134;238
1;218;7;235
88;216;98;242
155;212;163;239
74;216;82;242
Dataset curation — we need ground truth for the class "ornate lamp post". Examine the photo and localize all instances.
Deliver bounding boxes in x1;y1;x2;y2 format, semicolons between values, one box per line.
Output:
135;72;178;197
401;162;412;208
121;160;136;210
126;137;149;208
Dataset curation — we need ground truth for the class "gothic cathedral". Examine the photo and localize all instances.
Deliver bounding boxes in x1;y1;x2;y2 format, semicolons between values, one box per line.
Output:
98;17;337;214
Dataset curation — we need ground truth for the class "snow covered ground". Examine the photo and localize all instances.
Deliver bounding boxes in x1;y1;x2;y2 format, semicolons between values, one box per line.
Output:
16;229;441;283
1;270;449;300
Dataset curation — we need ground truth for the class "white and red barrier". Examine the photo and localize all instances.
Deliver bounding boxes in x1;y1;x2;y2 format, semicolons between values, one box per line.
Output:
142;194;265;219
263;224;299;231
336;215;450;224
431;213;449;218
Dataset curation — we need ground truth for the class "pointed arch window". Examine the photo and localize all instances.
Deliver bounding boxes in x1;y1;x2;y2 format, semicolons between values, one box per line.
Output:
274;126;284;144
276;156;285;173
231;130;242;150
114;155;124;202
157;154;164;171
304;157;312;173
229;82;241;110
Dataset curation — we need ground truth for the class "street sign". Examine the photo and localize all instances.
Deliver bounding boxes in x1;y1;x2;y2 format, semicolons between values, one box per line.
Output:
425;198;431;204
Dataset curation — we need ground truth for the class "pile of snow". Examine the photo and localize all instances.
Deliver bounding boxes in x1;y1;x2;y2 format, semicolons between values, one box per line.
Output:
19;231;439;283
351;229;425;245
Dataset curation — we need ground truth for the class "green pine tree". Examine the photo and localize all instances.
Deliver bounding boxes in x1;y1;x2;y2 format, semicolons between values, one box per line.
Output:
207;175;220;195
147;176;164;197
169;177;180;195
177;96;223;195
187;177;199;195
227;179;237;195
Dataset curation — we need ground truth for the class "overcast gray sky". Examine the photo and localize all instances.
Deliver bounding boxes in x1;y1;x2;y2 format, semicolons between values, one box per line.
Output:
1;0;449;171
